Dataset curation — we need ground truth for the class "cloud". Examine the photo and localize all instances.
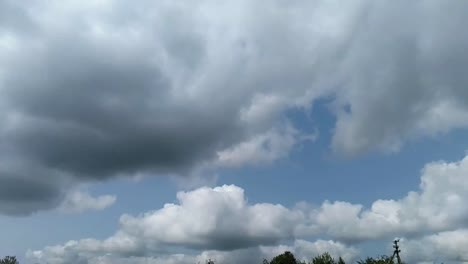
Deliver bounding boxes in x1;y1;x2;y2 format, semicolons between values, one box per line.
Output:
292;240;359;263
315;154;468;242
402;230;468;263
27;185;345;264
58;189;116;214
215;124;316;168
0;162;69;215
0;0;342;215
91;185;310;252
2;0;468;215
27;152;468;263
330;0;468;155
27;239;358;264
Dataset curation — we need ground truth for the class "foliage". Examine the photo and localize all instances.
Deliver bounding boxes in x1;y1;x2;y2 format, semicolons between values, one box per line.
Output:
267;251;305;264
357;255;396;264
0;256;18;264
265;251;347;264
311;252;336;264
337;257;345;264
262;240;405;264
12;239;408;264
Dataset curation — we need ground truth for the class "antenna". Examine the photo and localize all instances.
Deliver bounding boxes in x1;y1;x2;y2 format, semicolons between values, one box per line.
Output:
389;239;402;264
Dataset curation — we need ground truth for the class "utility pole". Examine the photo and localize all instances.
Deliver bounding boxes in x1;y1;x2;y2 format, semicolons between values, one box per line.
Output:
390;239;402;264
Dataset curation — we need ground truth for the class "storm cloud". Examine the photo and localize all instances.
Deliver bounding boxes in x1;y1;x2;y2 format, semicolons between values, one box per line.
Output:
0;0;338;214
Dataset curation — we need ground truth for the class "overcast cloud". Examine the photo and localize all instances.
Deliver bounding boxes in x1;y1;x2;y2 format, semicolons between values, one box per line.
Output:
2;0;468;214
1;0;345;214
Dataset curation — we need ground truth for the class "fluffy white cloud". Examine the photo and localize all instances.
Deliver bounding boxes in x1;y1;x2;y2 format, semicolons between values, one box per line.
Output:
28;153;468;262
93;185;310;252
316;155;468;241
292;240;359;263
402;229;468;263
27;184;358;263
58;190;116;214
28;239;359;264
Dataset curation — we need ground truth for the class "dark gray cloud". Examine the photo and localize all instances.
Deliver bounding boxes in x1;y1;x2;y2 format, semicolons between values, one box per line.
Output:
2;25;238;178
0;0;325;215
0;176;61;215
0;158;71;215
2;0;468;215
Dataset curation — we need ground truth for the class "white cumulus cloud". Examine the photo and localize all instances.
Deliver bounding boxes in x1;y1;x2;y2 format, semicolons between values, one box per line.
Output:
315;155;468;242
28;153;468;263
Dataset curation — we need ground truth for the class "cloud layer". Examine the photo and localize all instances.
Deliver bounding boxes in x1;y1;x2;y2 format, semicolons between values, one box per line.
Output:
0;0;332;214
27;184;356;263
29;154;468;263
2;0;468;215
28;239;359;264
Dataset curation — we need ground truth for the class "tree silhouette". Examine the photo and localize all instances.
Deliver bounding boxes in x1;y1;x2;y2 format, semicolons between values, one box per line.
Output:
357;255;394;264
268;251;305;264
312;252;336;264
0;256;18;264
337;257;345;264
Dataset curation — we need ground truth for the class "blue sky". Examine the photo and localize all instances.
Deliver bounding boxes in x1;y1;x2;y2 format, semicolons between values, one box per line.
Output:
2;1;468;264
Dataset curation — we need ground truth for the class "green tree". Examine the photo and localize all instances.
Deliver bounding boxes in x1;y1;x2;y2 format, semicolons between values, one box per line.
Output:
311;252;336;264
269;251;305;264
337;257;345;264
0;256;18;264
357;255;394;264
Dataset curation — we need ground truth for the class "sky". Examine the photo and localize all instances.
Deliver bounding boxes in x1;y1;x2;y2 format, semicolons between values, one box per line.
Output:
1;0;468;263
